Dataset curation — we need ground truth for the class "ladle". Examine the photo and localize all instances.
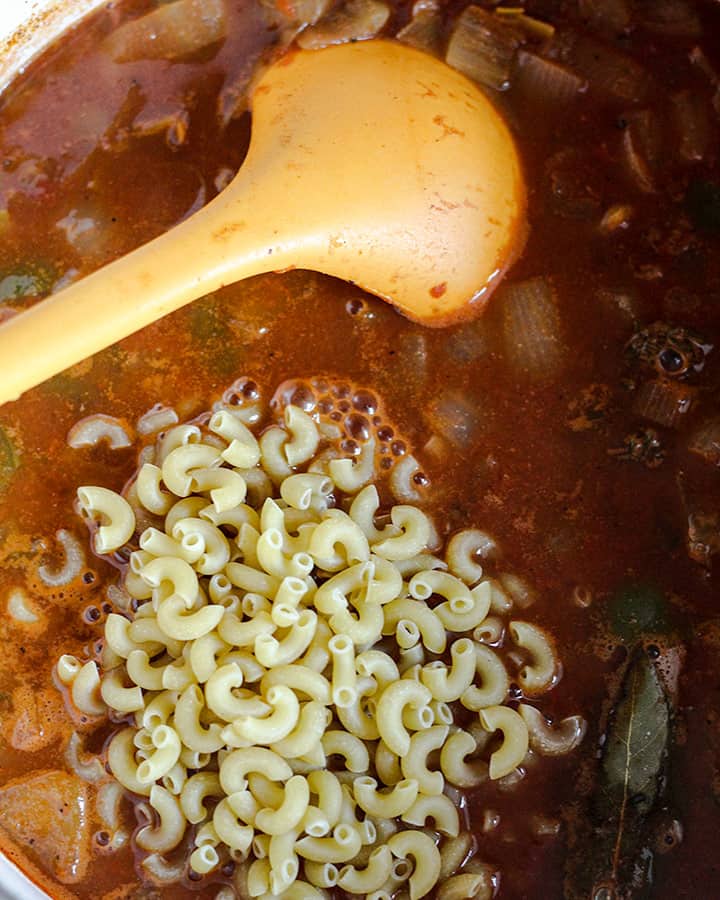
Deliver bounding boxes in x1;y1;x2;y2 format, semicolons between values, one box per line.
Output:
0;39;526;405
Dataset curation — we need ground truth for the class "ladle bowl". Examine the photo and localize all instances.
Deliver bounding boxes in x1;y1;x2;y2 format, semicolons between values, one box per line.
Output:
0;39;526;405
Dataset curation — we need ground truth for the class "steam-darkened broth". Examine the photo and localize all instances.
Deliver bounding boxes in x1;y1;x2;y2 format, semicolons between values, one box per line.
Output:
1;1;720;898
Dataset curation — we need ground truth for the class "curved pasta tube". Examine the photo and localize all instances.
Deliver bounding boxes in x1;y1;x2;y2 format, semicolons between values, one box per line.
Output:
165;496;207;533
171;518;231;575
355;650;399;693
161;760;186;795
314;561;374;616
220;747;293;794
230;685;300;745
271;701;331;758
338;845;394;893
225;561;280;598
160;651;196;692
139;556;198;604
255;774;310;835
400;725;448;796
136;725;182;784
409;570;487;632
213;797;254;853
255;609;317;667
460;643;510;711
189;631;228;683
307;770;343;832
142;690;179;731
136;785;186;853
296;823;363;864
375;740;402;786
256;527;311;579
328;437;375;493
209;410;261;468
420;638;476;702
509;621;558;695
105;613;160;659
309;511;370;571
68;661;105;717
353;776;419;818
383;597;446;654
479;706;529;779
139;526;197;564
205;663;270;722
259;426;293;484
174;684;225;753
336;677;379;741
101;669;144;713
157;423;202;464
519;704;586;756
77;486;135;553
328;634;357;708
136;464;175;516
372;505;431;561
268;829;300;893
189;845;219;875
260;665;331;705
330;597;384;647
445;528;493;585
304;860;339;888
161;443;221;497
388;830;441;900
280;472;332;511
440;729;488;788
125;650;169;692
107;727;151;796
402;792;460;837
283;405;320;467
349;484;399;543
180;771;223;824
437;873;490;900
322;730;370;773
376;680;432;756
218;609;275;648
189;464;246;516
128;616;184;659
157;594;224;642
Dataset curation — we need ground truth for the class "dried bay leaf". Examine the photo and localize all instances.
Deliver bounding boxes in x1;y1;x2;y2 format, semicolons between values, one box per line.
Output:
565;647;672;899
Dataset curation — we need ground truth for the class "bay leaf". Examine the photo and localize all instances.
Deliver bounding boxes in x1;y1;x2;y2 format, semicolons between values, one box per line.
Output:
565;647;671;899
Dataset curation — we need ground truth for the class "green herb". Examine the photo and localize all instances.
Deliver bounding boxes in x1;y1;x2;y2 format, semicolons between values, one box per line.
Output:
565;647;673;899
607;583;671;643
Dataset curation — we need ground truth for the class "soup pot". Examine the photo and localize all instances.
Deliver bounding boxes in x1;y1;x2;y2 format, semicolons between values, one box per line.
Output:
0;4;108;895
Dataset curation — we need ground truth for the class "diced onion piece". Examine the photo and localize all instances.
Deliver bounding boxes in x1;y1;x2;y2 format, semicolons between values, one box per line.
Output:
513;50;587;111
633;379;696;430
397;3;444;55
67;414;133;450
622;108;664;194
501;277;564;381
104;0;227;63
297;0;390;50
446;6;521;92
670;90;711;164
545;31;653;105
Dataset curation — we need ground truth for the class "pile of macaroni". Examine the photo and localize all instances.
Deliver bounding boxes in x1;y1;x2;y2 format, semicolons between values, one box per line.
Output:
58;401;582;900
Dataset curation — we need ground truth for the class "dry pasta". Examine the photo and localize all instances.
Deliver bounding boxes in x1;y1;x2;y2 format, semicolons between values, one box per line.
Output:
62;400;584;898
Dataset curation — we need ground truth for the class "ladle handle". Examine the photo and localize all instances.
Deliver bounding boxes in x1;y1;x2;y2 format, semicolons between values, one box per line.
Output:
0;191;284;405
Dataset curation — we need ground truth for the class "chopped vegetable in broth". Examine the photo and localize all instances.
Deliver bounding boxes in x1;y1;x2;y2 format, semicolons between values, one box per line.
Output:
0;0;719;898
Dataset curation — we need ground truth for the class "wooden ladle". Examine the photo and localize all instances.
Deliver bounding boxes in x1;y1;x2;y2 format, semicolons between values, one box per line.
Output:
0;40;526;405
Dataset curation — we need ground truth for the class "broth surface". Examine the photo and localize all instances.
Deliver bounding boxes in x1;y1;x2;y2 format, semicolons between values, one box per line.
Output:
0;1;720;897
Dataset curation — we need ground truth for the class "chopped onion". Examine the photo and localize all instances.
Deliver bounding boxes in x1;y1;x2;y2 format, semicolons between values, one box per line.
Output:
446;6;522;92
297;0;390;50
425;390;480;448
688;419;720;466
598;203;634;234
38;529;85;587
104;0;227;63
622;108;664;194
632;378;696;429
501;277;564;380
265;0;333;29
68;414;133;450
397;2;444;56
7;588;39;624
512;50;587;117
137;404;179;436
670;90;711;164
546;31;653;105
